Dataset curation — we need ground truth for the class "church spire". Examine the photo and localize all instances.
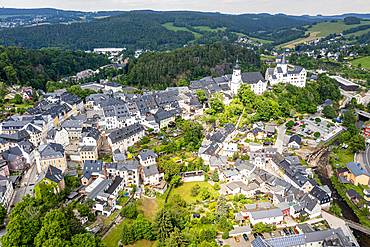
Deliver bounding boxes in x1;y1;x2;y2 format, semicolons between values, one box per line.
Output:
234;58;240;70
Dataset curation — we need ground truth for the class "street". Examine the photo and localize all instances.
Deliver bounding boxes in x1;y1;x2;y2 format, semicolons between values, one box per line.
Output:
274;123;286;154
9;163;37;208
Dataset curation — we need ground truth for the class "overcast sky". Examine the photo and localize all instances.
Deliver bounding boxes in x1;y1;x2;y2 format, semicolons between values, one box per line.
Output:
2;0;370;16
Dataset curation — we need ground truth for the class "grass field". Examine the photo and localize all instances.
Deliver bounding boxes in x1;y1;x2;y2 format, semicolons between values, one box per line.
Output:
193;26;226;32
260;55;276;61
138;197;158;221
280;20;370;48
350;56;370;69
344;28;370;39
331;148;354;168
4;103;32;110
103;218;133;247
169;181;219;203
249;36;274;44
162;22;202;39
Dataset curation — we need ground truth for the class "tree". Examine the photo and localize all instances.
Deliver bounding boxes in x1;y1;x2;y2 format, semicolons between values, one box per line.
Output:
217;215;230;231
200;187;210;200
170;174;182;187
191;183;200;197
213;183;220;191
252;222;268;234
13;94;22;104
78;204;90;217
211;170;219;182
0;82;9;100
121;224;134;245
315;118;321;122
209;97;224;112
153;208;179;242
199;229;214;243
1;214;39;247
238;84;255;106
34;210;71;247
329;204;342;217
196;90;207;104
322;105;337;119
0;204;6;225
232;152;239;161
165;227;187;247
216;194;228;218
71;233;105;247
285;120;294;129
314;132;320;138
121;204;137;219
349;134;366;152
84;197;96;208
222;231;229;239
158;158;180;181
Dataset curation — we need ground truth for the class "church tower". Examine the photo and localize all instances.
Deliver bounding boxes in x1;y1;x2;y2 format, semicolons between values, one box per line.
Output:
230;59;242;95
279;55;288;74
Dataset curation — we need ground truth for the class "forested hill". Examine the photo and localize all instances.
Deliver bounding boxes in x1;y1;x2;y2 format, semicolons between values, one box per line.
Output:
118;42;261;90
0;11;309;51
0;46;109;90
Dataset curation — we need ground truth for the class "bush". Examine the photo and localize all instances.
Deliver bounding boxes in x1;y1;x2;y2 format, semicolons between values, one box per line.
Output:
285;120;294;129
222;231;230;239
314;132;320;138
315;118;321;122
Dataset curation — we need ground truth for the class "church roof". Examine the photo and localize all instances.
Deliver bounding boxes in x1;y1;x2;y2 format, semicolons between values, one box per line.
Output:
280;55;288;64
241;72;266;85
234;59;240;70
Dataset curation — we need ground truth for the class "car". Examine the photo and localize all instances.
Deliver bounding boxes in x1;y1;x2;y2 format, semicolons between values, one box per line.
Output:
29;183;34;186
294;229;299;234
234;236;240;242
294;123;299;126
314;228;321;231
253;233;259;239
193;214;200;218
289;228;295;235
243;234;249;242
292;129;296;131
278;230;285;236
258;233;264;239
283;228;290;235
269;232;275;237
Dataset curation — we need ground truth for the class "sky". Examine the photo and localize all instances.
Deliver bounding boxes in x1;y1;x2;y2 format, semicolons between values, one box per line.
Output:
2;0;370;16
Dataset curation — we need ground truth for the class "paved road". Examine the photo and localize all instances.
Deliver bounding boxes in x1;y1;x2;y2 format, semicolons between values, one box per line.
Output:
340;90;354;109
357;146;370;178
10;163;37;208
274;123;287;154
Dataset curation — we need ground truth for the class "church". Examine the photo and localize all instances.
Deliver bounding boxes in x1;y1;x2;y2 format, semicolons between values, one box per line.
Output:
229;59;268;95
265;55;306;88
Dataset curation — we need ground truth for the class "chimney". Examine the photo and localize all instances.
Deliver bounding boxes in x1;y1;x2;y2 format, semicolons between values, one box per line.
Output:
257;167;260;173
49;166;52;175
103;163;107;179
196;168;198;175
166;92;168;97
55;147;57;151
256;203;258;209
152;96;154;100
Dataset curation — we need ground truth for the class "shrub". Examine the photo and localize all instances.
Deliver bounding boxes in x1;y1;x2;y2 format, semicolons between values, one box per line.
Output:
222;231;230;239
314;132;321;138
315;118;321;122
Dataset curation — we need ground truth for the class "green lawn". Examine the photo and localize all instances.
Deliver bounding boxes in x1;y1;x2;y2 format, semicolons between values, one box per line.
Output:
103;218;133;247
343;183;370;197
351;56;370;69
4;103;33;110
137;197;158;221
260;55;276;61
331;148;354;168
249;36;274;44
193;26;226;32
344;28;370;39
162;22;202;39
167;181;219;203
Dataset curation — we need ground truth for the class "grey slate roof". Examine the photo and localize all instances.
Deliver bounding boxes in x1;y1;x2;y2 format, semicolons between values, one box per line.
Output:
39;143;65;159
83;160;103;174
1;146;23;162
139;150;157;161
241;72;266;84
289;134;302;145
35;165;64;186
142;164;159;177
108;123;144;144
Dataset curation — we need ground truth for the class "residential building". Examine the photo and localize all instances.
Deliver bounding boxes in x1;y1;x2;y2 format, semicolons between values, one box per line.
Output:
345;162;370;185
0;175;14;208
35;143;67;173
221;142;238;157
1;146;25;171
107;123;145;153
246;128;264;141
34;165;65;199
288;134;301;149
24;124;43;147
138;150;157;167
249;208;284;225
62;119;83;140
79;146;99;163
141;164;160;186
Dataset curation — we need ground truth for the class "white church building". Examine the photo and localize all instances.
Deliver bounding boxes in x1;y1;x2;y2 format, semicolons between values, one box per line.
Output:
229;59;267;95
265;55;306;88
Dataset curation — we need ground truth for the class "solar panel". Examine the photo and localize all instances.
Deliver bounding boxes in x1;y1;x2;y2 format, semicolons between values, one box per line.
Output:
266;234;305;247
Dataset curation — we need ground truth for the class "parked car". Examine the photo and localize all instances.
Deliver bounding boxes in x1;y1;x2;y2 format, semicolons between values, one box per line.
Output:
258;233;264;239
314;228;321;231
234;236;240;242
269;232;275;237
253;233;258;239
278;230;285;236
283;228;290;235
289;228;295;235
243;234;249;242
193;214;200;218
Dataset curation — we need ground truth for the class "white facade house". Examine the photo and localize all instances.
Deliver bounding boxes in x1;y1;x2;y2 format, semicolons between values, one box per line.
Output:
249;208;284;225
141;164;160;186
107;123;145;153
0;175;14;208
221;142;238;157
229;60;267;96
265;55;306;88
138;150;157;167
